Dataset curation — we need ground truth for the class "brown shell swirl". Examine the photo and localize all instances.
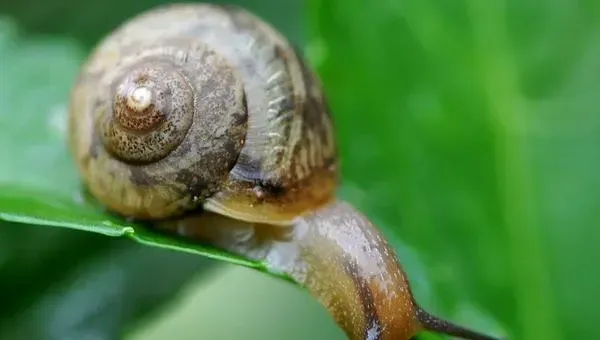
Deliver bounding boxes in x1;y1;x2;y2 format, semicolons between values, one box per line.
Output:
68;4;337;223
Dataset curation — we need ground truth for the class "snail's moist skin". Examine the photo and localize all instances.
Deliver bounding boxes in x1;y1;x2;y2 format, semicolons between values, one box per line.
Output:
68;3;337;222
156;200;421;340
156;200;503;340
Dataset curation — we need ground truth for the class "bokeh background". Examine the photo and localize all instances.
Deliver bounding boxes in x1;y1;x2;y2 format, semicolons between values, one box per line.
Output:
1;0;598;339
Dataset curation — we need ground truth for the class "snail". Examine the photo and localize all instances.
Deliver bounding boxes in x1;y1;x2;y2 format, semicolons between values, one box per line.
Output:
67;3;502;340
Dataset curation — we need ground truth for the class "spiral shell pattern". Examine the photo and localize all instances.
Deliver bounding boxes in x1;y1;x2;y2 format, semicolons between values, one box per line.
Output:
69;34;247;219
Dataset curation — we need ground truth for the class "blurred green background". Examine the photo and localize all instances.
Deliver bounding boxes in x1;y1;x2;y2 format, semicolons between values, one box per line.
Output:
1;0;598;339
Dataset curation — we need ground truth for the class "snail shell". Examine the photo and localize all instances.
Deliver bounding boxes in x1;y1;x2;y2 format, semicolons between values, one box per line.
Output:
69;3;337;224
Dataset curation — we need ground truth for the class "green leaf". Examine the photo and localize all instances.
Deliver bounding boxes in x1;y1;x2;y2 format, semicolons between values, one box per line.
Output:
309;0;600;339
0;222;217;340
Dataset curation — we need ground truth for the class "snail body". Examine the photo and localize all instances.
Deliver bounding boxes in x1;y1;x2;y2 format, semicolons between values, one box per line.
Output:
68;4;502;340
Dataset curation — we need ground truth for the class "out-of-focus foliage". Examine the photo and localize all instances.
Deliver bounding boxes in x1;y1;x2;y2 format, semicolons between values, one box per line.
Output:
0;0;305;48
309;0;600;339
0;222;217;340
0;0;597;339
